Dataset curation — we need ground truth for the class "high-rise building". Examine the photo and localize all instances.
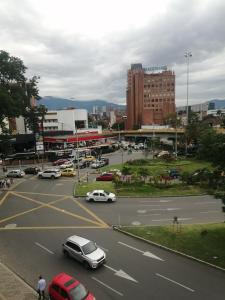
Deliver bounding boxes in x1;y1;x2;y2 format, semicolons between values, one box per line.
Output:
126;64;175;129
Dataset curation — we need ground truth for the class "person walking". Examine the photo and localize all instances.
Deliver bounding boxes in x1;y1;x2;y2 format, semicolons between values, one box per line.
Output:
37;275;46;300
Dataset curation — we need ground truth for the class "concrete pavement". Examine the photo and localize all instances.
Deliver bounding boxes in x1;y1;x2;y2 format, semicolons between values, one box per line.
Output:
0;262;37;300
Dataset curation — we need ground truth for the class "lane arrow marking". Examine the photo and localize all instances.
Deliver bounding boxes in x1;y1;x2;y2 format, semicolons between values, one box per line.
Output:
118;241;164;261
104;265;138;283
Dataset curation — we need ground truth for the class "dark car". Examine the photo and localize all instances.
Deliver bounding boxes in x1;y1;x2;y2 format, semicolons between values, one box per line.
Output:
24;167;41;175
75;160;88;169
168;169;180;179
96;173;114;181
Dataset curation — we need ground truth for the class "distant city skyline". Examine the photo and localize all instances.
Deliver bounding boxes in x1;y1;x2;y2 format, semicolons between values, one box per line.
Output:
1;0;225;106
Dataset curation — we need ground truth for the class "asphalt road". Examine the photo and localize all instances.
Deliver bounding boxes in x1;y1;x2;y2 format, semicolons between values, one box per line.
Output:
0;152;225;299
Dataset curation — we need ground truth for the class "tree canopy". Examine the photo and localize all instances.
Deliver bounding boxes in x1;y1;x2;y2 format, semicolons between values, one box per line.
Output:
0;50;41;132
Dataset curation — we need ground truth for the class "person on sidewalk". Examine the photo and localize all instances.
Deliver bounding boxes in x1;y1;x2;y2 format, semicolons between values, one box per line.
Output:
37;275;46;300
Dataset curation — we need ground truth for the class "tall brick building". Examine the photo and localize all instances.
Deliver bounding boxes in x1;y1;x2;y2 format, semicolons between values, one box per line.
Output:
126;64;175;129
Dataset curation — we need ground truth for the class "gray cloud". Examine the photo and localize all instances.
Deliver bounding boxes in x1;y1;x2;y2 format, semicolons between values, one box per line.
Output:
0;0;225;106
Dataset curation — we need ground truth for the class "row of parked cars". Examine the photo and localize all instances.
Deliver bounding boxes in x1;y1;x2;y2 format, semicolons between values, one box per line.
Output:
53;156;109;169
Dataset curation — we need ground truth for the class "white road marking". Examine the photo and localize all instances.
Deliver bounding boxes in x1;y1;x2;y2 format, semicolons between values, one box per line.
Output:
131;221;141;225
156;273;195;292
148;208;181;211
4;224;17;229
118;241;164;261
137;209;147;213
104;265;138;282
92;277;123;296
35;242;54;254
139;200;172;203
139;213;161;217
200;210;220;214
152;218;192;222
140;204;163;207
195;201;218;205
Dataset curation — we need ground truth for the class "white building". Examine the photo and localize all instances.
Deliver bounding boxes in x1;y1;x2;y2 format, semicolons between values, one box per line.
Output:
43;109;88;133
15;108;89;134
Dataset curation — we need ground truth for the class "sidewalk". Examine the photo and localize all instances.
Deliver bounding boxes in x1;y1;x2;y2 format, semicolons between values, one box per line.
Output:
0;262;37;300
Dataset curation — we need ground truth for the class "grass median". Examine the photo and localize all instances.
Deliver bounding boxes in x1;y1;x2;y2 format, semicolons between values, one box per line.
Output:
122;223;225;269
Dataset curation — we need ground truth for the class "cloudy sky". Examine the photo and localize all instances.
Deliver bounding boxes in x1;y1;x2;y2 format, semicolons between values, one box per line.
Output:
1;0;225;106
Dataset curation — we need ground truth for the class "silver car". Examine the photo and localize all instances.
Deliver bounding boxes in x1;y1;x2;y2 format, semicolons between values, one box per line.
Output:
38;169;61;179
6;169;25;178
62;235;106;269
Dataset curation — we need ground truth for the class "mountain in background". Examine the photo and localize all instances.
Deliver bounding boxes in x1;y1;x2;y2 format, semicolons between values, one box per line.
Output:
38;96;126;112
208;99;225;109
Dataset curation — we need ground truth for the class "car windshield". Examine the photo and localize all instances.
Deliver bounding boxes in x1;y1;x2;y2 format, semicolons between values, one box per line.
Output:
69;283;88;300
82;241;97;255
104;191;110;195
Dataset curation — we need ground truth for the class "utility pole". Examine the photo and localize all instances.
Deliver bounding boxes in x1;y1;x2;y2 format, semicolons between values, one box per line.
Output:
184;51;192;155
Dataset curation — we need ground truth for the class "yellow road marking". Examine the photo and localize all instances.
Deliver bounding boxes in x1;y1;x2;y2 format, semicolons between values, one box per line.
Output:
73;198;109;228
15;191;70;197
0;226;108;230
0;191;10;206
0;194;69;224
1;192;104;227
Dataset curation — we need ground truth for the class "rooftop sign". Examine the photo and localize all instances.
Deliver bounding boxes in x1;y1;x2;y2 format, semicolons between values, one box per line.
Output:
144;66;167;72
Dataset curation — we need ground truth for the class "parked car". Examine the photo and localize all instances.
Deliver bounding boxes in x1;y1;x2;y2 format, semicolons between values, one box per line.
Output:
53;159;69;166
38;169;61;179
168;169;180;179
90;160;105;169
60;161;74;169
24;167;41;175
86;189;116;202
61;168;76;177
83;155;95;162
96;173;114;181
157;151;170;158
75;160;88;169
6;169;25;178
100;157;109;165
62;235;106;269
48;272;95;300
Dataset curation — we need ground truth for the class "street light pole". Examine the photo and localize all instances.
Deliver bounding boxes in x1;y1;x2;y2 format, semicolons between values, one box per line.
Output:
184;51;192;155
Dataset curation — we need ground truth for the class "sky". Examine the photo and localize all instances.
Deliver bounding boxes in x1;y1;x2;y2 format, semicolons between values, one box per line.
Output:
0;0;225;107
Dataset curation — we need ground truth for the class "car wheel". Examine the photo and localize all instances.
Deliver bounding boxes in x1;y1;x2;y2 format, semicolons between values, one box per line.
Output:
63;250;70;258
108;198;112;203
89;198;94;202
39;175;42;179
83;261;90;269
51;175;55;179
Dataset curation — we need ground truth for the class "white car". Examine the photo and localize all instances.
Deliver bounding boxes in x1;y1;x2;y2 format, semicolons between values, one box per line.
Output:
86;190;116;203
59;161;74;169
38;169;61;179
6;169;25;178
62;235;106;269
90;160;105;169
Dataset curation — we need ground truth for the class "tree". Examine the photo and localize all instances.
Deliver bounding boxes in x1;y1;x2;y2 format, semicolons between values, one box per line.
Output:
0;50;40;131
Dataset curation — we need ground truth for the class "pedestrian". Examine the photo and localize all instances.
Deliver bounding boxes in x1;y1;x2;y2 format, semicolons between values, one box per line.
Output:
37;275;46;300
6;179;10;189
10;177;13;185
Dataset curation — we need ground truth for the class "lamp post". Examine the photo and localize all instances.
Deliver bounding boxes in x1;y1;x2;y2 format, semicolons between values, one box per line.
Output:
184;51;192;155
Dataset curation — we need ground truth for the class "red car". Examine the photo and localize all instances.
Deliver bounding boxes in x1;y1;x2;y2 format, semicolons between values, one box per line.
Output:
52;159;69;166
48;272;95;300
96;173;114;181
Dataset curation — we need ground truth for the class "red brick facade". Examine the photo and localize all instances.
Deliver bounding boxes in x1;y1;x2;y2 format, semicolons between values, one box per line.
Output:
126;64;175;129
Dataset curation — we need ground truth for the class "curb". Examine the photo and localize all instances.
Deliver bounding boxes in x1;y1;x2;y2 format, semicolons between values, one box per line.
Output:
113;226;225;273
0;261;37;294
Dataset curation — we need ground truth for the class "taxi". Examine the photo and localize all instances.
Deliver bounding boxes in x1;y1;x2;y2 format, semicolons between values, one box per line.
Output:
83;155;95;162
61;168;76;177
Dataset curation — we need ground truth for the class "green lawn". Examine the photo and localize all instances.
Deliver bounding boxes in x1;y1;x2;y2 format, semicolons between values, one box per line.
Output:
75;159;214;197
75;181;115;196
103;159;213;177
116;182;207;197
122;223;225;269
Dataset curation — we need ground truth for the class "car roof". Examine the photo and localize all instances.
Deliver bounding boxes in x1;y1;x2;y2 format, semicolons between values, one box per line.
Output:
91;189;105;193
52;273;79;290
67;235;90;247
62;168;74;171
